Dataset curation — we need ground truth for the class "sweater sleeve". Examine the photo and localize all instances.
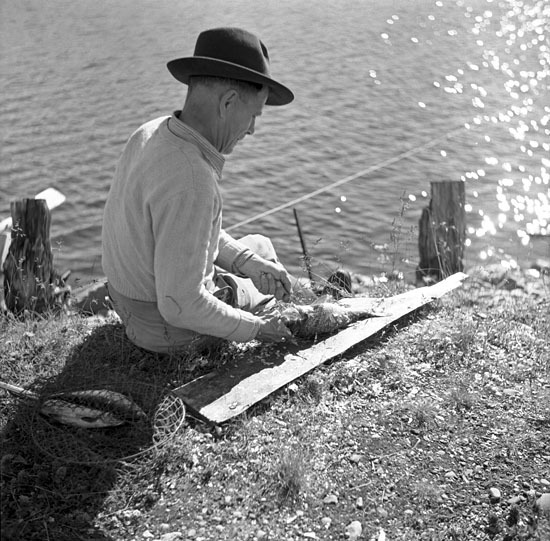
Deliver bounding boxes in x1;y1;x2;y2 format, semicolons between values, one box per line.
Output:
152;185;261;342
215;229;251;272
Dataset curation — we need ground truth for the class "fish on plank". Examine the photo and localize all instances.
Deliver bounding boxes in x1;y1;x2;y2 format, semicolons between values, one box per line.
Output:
272;298;386;338
0;381;147;429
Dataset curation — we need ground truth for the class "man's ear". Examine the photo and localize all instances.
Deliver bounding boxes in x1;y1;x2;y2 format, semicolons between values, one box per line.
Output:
219;89;239;119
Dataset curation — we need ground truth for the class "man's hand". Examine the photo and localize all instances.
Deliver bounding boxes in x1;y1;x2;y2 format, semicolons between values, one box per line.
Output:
256;313;292;342
238;257;292;301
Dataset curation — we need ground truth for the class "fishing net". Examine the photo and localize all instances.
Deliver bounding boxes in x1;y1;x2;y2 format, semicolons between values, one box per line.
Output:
16;375;186;465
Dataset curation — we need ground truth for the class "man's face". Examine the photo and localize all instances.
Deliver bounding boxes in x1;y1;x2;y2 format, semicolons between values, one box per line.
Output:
220;86;269;154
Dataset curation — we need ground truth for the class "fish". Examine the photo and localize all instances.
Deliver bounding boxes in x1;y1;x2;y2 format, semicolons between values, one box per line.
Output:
0;382;147;429
274;299;384;338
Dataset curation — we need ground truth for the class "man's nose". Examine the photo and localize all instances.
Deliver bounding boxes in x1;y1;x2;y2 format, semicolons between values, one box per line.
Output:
247;118;256;135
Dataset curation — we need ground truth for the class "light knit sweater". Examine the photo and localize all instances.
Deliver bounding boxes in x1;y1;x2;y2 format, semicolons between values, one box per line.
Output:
101;112;261;345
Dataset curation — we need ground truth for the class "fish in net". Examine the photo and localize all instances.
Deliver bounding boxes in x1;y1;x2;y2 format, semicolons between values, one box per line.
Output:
0;378;186;465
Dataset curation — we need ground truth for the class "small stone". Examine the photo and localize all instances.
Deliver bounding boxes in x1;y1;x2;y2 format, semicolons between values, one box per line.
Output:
187;529;196;538
536;493;550;514
142;531;154;539
356;496;364;509
303;533;317;539
160;533;183;541
323;494;338;505
224;495;232;504
257;530;267;540
345;520;362;540
404;509;414;516
508;496;522;505
489;487;501;502
445;471;457;479
377;506;388;518
321;517;332;529
350;454;362;463
540;479;550;487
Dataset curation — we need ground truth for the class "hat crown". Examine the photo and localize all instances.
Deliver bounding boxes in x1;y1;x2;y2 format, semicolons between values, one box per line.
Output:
194;28;271;77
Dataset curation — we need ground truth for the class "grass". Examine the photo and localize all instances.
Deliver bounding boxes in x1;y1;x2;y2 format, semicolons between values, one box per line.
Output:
0;265;549;540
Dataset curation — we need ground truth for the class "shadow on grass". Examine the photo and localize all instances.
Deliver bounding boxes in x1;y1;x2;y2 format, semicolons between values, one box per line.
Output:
0;320;204;541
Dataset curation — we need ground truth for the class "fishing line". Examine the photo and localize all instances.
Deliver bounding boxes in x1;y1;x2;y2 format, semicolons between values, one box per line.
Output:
226;123;467;232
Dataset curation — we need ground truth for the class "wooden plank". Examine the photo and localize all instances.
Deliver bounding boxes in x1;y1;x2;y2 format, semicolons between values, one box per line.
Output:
174;272;468;424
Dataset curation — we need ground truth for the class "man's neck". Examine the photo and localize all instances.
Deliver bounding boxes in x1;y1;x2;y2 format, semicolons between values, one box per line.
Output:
179;106;218;151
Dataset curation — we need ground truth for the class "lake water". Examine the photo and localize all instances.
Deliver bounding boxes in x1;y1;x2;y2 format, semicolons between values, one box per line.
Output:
1;0;548;285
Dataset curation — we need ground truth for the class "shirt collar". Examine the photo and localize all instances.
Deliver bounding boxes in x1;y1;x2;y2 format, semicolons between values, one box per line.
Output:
167;111;225;178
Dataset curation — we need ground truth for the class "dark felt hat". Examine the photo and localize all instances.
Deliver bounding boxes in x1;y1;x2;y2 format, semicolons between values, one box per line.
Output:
167;27;294;106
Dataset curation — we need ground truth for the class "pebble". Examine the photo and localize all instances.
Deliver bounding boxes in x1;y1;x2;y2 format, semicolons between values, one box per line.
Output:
345;520;362;540
445;471;457;479
489;488;501;502
224;495;232;504
257;530;267;540
350;454;362;463
540;479;550;487
142;531;154;539
536;493;550;514
323;494;338;505
377;507;388;519
321;517;332;529
160;534;183;541
187;529;196;538
508;496;522;505
356;497;364;509
404;509;414;516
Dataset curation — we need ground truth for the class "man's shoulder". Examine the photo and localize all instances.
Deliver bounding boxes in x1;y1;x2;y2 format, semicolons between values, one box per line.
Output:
133;116;170;141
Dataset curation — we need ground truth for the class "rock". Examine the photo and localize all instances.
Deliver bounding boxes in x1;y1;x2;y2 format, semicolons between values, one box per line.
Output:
160;533;183;541
489;487;501;502
350;454;362;463
345;520;362;540
404;509;414;516
540;479;550;487
536;493;550;514
356;496;364;509
224;495;232;504
323;494;338;505
142;531;154;539
508;496;522;505
321;517;332;529
187;529;196;538
303;533;318;539
377;506;388;518
445;470;457;479
257;530;267;540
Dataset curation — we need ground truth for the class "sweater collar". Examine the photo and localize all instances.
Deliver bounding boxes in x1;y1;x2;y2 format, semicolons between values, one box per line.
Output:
167;111;225;177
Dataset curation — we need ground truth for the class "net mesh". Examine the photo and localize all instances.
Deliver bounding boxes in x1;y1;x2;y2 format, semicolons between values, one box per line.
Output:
17;375;186;465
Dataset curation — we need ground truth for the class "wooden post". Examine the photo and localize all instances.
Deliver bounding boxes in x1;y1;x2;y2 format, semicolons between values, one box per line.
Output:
417;181;466;282
3;199;57;314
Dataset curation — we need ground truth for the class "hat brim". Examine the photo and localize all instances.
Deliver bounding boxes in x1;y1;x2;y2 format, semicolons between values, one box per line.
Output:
167;57;294;106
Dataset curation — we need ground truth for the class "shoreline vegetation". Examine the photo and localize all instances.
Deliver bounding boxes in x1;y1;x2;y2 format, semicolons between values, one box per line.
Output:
1;262;549;541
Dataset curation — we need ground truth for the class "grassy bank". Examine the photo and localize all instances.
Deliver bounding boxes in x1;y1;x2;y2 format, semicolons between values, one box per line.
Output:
1;265;549;541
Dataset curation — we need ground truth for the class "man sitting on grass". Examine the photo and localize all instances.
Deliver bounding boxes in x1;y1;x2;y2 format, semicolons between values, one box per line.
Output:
102;27;297;353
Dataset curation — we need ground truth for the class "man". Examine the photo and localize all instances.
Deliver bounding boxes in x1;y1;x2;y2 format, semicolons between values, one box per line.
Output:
102;27;296;353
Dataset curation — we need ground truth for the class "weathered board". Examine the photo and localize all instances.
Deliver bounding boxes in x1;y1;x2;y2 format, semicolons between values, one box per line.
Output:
175;272;468;424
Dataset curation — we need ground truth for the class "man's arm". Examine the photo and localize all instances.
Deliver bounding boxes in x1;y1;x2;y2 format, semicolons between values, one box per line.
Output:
152;188;261;342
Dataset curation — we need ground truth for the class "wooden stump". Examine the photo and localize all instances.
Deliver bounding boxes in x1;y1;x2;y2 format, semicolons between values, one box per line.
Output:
417;181;466;282
3;199;57;314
